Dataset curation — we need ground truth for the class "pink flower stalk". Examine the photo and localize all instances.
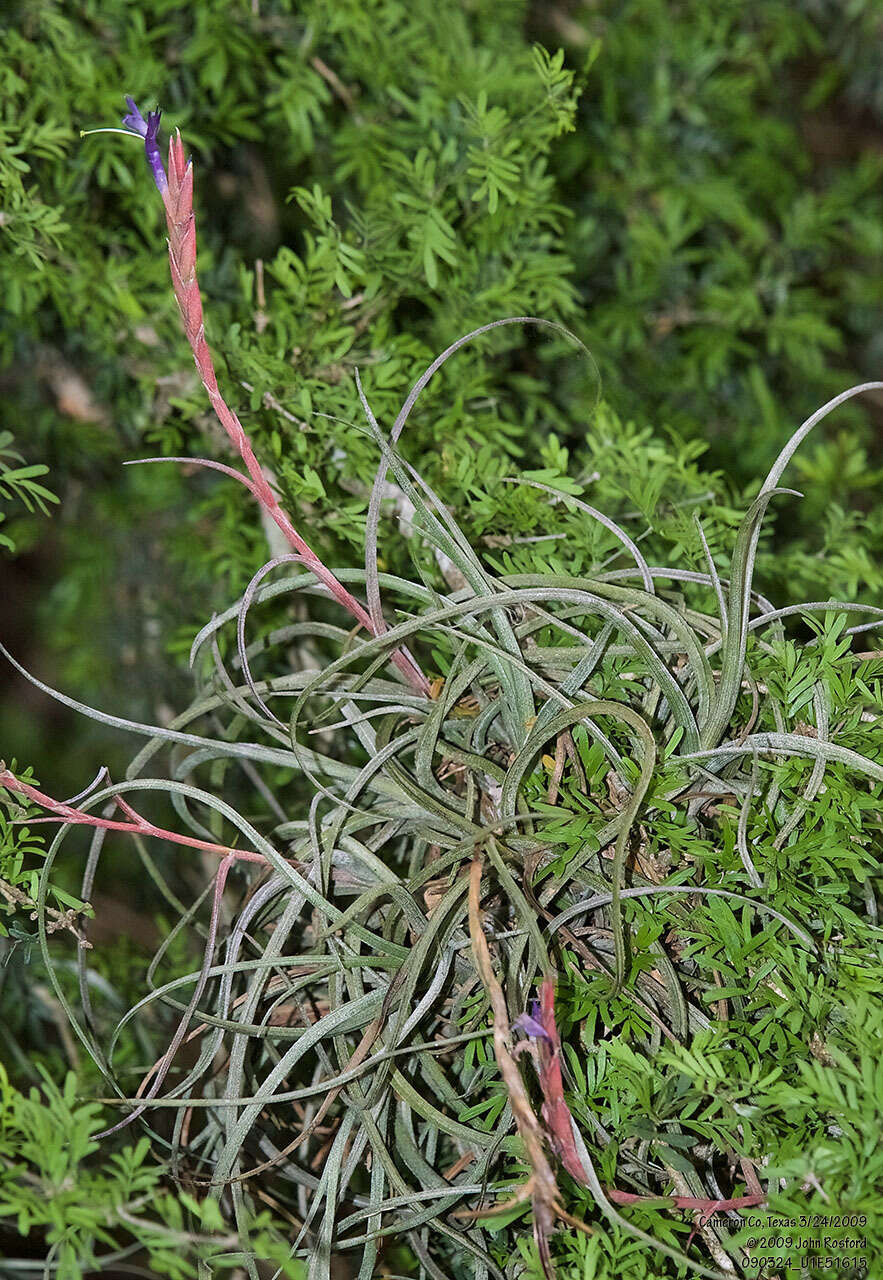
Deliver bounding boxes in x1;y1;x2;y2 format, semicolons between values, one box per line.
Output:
121;99;428;696
0;767;274;1134
524;976;766;1222
528;976;590;1184
0;768;269;869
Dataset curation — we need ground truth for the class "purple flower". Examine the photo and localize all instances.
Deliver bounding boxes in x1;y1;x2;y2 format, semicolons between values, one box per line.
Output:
122;96;167;195
513;1000;552;1042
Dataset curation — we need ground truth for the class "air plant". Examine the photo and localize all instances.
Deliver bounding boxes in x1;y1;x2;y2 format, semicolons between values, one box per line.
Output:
4;99;883;1280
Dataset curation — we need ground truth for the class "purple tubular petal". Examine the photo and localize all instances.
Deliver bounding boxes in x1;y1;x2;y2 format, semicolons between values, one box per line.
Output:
143;110;168;194
513;1012;552;1042
121;97;168;195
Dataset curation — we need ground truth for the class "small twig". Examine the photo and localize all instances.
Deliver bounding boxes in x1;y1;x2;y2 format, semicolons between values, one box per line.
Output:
253;258;268;334
546;734;567;805
442;1149;475;1181
0;876;93;948
467;857;581;1277
239;380;310;430
310;56;357;110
